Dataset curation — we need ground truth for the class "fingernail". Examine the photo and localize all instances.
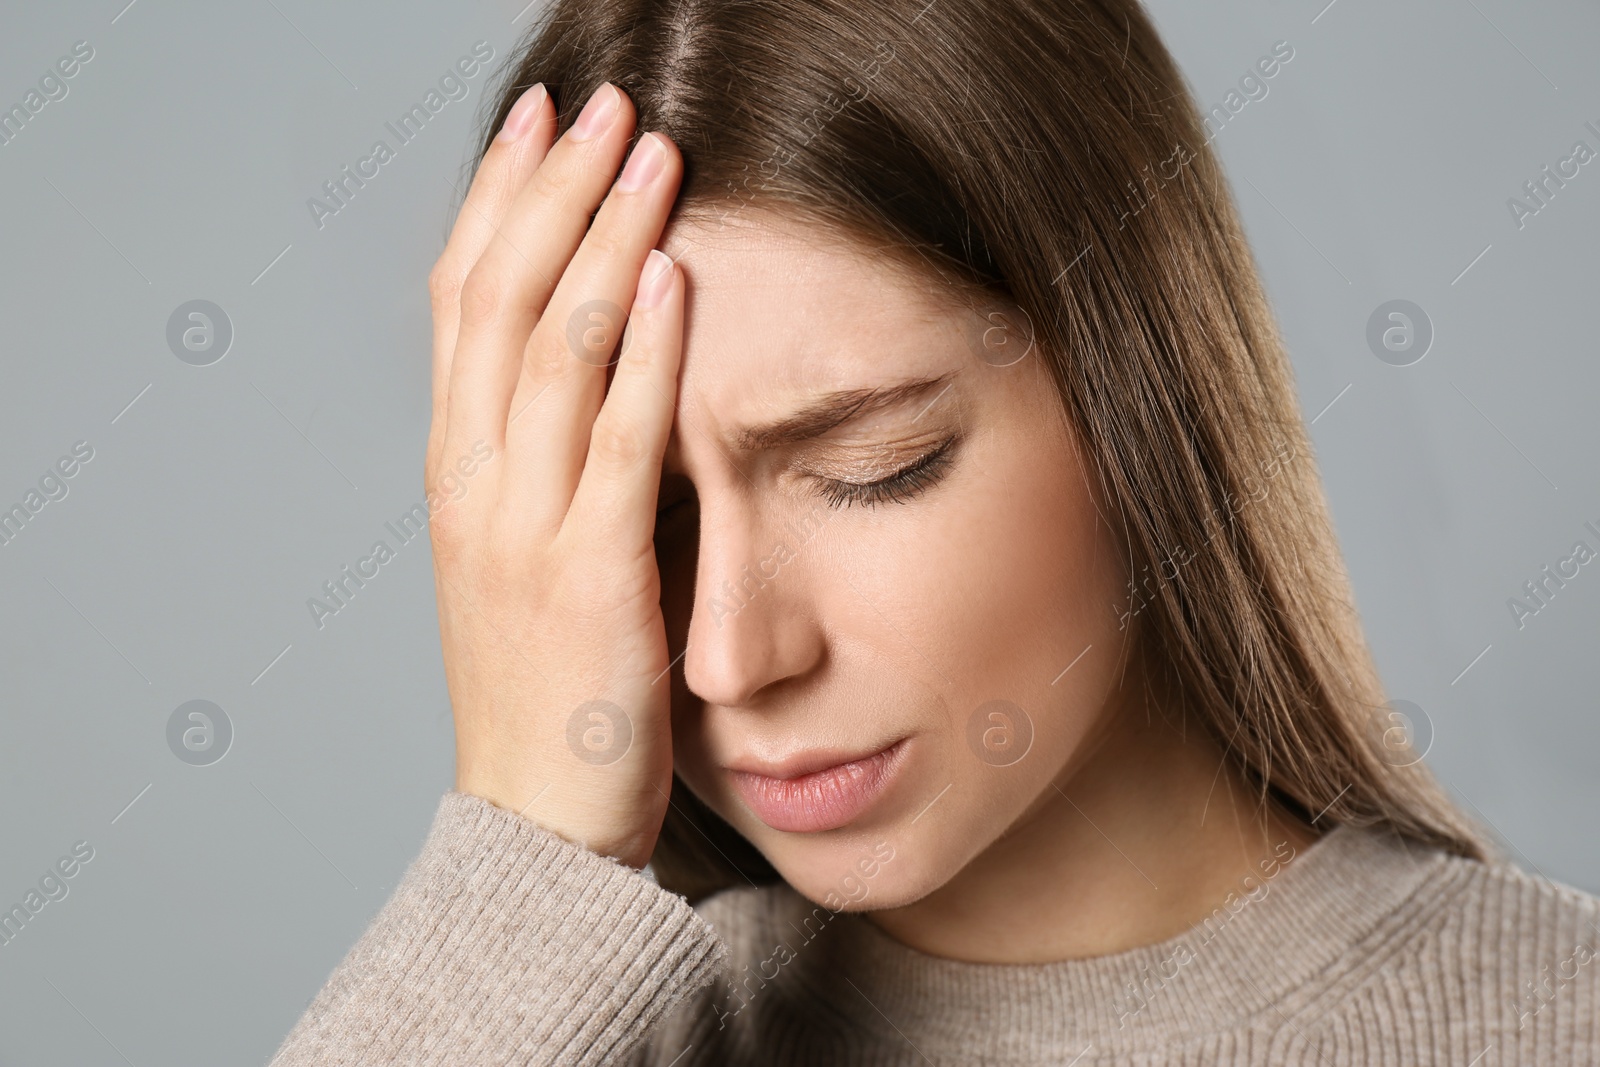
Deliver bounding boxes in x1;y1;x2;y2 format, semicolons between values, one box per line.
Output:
636;249;674;309
496;83;547;142
569;83;620;142
616;133;665;192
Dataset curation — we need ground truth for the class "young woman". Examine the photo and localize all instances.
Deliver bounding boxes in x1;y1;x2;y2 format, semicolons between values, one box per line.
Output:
271;0;1600;1062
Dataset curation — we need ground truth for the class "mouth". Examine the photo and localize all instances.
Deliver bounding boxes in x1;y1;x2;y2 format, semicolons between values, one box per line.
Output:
728;737;909;834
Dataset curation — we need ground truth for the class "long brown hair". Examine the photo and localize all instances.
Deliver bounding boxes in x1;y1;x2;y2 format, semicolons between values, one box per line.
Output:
464;0;1489;900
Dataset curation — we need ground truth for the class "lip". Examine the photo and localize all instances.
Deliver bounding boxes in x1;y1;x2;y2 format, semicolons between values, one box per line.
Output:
729;738;909;833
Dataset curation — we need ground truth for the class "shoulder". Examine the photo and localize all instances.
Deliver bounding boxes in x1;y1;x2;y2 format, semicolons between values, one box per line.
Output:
1399;847;1600;973
1318;837;1600;1056
1425;851;1600;997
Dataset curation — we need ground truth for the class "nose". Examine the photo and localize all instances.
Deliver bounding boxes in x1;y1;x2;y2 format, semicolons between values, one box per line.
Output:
680;500;827;709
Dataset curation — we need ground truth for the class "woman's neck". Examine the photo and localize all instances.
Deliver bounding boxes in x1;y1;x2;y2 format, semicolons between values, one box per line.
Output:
865;692;1319;964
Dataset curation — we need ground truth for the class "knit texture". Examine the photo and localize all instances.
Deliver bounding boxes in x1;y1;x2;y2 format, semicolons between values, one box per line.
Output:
269;791;1600;1065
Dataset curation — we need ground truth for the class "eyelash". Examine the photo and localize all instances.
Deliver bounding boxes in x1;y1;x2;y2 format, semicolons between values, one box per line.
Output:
815;437;959;510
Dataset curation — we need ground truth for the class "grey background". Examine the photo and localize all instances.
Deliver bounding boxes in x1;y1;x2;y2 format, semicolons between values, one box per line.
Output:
0;0;1594;1063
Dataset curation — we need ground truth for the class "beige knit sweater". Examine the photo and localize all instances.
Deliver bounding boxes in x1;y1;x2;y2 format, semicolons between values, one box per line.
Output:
269;791;1600;1065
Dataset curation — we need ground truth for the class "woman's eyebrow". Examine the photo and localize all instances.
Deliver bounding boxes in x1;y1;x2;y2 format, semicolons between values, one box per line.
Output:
731;371;959;452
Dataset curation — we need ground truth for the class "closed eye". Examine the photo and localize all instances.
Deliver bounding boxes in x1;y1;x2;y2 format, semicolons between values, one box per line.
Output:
654;434;961;523
813;435;960;510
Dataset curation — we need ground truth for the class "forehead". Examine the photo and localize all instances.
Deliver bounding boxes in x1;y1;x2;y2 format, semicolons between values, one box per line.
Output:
658;208;967;406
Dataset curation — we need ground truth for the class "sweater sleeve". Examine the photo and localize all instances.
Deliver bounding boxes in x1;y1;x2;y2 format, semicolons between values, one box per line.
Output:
267;791;728;1067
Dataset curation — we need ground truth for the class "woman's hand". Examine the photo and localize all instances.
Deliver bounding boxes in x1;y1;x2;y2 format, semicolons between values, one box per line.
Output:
423;81;685;869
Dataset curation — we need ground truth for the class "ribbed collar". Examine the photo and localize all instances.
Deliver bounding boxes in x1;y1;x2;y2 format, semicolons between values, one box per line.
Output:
772;824;1462;1060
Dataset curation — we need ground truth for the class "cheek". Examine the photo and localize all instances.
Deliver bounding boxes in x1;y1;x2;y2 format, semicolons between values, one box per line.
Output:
961;463;1110;674
848;422;1124;723
824;421;1129;887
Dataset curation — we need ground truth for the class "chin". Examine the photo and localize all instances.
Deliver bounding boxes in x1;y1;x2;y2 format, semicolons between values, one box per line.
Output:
757;826;961;914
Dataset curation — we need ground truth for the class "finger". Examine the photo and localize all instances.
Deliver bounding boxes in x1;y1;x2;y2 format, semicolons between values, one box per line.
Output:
562;249;683;554
427;83;556;478
503;129;683;529
442;82;634;461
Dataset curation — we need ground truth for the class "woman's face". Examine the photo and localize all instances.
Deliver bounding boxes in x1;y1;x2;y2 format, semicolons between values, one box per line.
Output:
655;207;1132;911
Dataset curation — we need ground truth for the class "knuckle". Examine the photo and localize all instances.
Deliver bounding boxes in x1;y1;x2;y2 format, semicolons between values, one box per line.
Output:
428;260;463;309
458;261;513;327
589;414;647;469
613;336;656;376
524;336;569;380
525;163;567;208
584;225;631;263
583;213;643;269
427;503;469;556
